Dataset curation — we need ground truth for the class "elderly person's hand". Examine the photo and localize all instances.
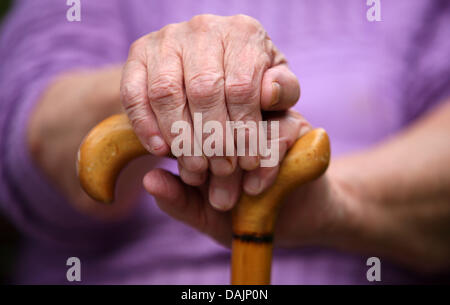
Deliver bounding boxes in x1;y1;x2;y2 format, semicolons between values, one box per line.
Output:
120;14;300;210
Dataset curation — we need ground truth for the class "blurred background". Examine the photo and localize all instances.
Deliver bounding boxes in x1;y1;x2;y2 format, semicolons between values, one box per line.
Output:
0;0;11;18
0;0;18;284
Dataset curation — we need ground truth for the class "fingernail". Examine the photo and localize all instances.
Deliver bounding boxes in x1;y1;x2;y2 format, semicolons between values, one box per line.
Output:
210;157;234;176
245;174;261;195
271;82;281;107
148;136;165;154
210;187;231;211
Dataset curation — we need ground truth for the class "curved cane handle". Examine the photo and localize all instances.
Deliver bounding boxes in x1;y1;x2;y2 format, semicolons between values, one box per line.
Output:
77;114;148;203
232;128;330;235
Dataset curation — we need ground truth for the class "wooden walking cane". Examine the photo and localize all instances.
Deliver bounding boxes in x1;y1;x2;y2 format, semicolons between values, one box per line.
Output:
77;113;330;284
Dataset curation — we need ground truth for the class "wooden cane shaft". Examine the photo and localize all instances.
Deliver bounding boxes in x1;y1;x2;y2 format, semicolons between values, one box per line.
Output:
230;128;330;284
231;239;273;285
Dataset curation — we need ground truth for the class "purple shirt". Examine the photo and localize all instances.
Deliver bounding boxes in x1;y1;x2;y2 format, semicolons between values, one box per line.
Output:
0;0;449;284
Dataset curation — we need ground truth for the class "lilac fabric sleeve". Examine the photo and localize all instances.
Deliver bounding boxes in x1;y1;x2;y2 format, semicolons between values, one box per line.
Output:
0;0;129;249
400;2;450;122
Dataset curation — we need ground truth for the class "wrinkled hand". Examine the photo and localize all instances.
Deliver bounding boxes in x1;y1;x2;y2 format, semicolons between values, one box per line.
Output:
120;14;300;210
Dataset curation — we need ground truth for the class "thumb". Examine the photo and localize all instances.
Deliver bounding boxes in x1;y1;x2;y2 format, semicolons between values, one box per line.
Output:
260;64;301;111
143;169;232;245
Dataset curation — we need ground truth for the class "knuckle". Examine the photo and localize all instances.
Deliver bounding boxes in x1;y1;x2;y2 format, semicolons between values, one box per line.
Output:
121;82;144;106
189;14;216;30
128;40;141;55
159;23;178;38
230;106;258;122
148;74;184;110
230;14;262;30
225;75;257;102
128;37;146;56
187;71;224;107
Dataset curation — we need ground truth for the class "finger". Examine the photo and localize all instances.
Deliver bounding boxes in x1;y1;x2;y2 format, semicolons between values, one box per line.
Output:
243;110;312;195
224;33;270;171
147;35;207;172
143;168;232;245
208;167;243;211
260;64;301;111
121;49;169;156
178;159;208;186
183;29;237;176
